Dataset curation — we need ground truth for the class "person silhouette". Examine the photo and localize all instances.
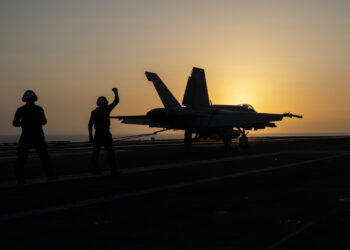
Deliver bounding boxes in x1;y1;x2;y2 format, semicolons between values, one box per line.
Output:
12;90;55;184
88;88;120;176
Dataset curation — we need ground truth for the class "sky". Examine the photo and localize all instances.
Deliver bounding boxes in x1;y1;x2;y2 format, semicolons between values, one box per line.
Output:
1;0;350;136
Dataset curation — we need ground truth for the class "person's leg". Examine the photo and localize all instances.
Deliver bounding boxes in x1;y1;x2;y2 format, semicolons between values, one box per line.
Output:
15;135;30;184
103;132;119;175
92;133;102;175
35;133;55;180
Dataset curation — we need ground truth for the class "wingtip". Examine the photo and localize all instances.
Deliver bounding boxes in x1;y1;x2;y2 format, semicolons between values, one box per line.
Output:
192;67;205;74
145;71;158;81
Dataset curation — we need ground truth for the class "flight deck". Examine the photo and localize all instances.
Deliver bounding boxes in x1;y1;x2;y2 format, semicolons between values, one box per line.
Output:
1;136;350;249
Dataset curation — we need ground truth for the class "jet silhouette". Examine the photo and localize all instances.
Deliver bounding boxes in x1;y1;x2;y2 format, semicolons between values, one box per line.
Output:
112;67;302;147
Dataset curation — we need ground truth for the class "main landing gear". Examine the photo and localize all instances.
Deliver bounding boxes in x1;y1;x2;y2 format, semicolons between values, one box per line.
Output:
184;131;192;147
239;129;249;146
223;135;232;148
184;132;202;147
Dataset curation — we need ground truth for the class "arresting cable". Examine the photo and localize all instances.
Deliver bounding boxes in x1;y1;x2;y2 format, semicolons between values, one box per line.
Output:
113;128;168;141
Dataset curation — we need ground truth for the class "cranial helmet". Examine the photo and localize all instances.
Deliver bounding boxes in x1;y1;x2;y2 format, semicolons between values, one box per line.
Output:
22;90;38;102
96;96;108;106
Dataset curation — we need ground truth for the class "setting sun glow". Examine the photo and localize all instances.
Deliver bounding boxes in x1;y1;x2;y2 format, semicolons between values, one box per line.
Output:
1;0;349;137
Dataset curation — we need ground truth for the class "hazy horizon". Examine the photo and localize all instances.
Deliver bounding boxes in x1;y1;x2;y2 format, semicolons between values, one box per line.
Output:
1;0;350;136
1;132;350;144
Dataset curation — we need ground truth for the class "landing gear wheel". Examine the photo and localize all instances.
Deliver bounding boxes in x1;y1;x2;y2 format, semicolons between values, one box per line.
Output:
184;131;192;147
224;136;232;148
244;137;248;144
239;137;244;145
239;136;248;146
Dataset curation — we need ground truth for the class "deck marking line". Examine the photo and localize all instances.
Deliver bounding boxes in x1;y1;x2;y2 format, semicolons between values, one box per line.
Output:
264;222;315;250
0;154;343;222
339;197;350;203
0;150;335;188
124;152;285;174
0;151;295;188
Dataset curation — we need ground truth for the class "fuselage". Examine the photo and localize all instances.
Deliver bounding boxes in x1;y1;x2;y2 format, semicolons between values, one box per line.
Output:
146;105;282;140
114;67;302;146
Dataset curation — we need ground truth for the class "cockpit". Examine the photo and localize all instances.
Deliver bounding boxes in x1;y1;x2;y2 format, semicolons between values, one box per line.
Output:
212;104;256;113
238;104;256;112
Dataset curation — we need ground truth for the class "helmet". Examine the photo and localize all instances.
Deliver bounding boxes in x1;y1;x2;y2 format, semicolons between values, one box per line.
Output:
96;96;108;106
22;90;38;102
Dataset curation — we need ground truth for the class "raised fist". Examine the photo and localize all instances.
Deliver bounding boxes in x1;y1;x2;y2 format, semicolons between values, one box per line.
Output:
112;88;118;93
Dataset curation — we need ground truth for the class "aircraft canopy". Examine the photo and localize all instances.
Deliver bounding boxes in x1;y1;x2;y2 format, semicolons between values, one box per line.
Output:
239;104;256;112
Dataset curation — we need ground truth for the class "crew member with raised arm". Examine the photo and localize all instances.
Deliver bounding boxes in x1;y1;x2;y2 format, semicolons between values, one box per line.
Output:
88;88;120;176
12;90;55;184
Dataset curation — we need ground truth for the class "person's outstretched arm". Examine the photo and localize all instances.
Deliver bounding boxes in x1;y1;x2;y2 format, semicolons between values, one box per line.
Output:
108;88;119;112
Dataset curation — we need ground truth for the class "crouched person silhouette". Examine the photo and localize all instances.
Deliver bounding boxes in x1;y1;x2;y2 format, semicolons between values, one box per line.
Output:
89;88;120;176
13;90;55;184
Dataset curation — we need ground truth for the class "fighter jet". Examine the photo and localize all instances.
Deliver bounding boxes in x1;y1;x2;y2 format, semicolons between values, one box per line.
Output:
112;67;302;147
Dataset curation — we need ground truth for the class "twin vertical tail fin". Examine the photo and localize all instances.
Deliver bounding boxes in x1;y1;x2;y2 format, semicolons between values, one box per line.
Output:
182;67;210;110
145;67;210;110
145;72;182;109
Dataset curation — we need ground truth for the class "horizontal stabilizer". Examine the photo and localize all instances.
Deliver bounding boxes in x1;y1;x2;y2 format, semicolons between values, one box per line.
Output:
145;72;181;109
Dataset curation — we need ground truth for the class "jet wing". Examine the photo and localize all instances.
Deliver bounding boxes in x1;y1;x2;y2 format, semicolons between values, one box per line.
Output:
110;116;165;128
201;112;302;128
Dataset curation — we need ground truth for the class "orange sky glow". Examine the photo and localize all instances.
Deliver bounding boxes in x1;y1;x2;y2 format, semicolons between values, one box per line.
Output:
1;0;349;137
